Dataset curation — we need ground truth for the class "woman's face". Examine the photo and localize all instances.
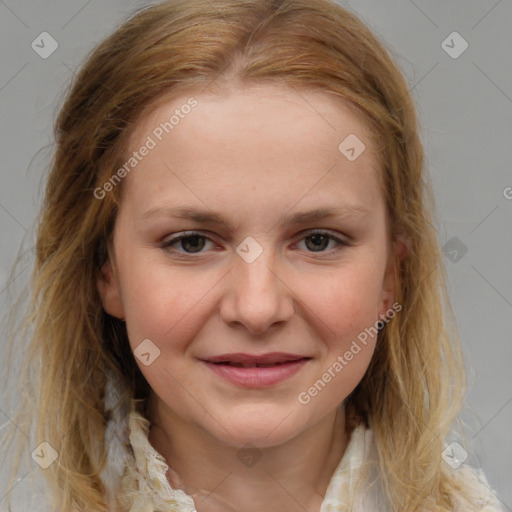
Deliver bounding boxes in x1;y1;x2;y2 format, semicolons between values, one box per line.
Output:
97;84;398;448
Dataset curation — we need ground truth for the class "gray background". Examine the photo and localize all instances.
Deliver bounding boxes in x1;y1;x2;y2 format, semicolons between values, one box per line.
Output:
0;0;511;510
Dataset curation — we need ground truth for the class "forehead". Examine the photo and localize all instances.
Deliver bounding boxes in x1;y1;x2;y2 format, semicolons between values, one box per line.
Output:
129;83;377;155
118;84;383;218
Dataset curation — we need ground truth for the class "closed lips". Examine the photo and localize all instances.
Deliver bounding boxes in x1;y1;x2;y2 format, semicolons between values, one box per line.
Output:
200;353;312;387
200;353;311;367
210;360;305;368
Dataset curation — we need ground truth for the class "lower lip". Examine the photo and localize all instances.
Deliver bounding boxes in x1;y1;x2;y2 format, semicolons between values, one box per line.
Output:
202;359;309;387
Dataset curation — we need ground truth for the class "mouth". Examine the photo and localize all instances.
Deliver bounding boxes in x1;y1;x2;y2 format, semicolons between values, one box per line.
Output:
209;361;302;368
199;353;311;387
201;352;310;364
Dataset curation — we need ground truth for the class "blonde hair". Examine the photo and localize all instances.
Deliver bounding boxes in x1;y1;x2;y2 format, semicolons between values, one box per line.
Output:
2;0;467;510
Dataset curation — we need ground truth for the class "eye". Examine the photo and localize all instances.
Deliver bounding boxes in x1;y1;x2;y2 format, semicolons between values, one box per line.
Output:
161;231;214;255
295;229;349;254
160;229;349;258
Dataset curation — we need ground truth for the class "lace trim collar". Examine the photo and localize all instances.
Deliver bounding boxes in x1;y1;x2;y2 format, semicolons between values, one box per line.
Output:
124;406;373;512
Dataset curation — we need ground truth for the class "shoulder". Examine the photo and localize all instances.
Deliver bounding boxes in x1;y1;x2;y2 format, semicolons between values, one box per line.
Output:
355;427;504;512
449;464;504;512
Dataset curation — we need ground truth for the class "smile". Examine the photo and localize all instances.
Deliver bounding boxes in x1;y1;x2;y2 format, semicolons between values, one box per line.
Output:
201;357;311;387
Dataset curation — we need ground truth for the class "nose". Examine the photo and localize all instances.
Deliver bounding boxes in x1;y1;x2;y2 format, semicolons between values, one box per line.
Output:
219;242;295;335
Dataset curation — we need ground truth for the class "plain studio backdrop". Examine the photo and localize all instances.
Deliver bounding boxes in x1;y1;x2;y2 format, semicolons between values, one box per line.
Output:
0;0;511;510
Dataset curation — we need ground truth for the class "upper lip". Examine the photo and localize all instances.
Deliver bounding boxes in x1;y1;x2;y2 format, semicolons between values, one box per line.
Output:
201;352;309;364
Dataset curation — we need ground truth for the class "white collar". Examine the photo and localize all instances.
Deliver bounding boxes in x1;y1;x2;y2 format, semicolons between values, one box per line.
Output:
116;403;374;512
98;378;504;512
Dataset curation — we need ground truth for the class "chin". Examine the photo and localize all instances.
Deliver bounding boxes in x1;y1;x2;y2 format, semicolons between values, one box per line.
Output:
206;405;305;449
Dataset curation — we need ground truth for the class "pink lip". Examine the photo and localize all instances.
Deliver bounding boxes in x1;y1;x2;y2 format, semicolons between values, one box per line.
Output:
202;352;308;364
201;357;310;387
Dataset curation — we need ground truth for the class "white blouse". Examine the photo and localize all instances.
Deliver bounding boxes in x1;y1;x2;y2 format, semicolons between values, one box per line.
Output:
100;404;504;512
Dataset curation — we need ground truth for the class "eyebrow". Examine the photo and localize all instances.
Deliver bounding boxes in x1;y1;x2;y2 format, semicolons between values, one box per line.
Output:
141;204;370;231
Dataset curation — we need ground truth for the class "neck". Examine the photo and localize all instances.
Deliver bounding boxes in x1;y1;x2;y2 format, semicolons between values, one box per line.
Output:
146;395;349;512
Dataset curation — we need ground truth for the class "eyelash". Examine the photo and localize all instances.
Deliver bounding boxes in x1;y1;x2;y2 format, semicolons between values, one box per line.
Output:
160;230;350;258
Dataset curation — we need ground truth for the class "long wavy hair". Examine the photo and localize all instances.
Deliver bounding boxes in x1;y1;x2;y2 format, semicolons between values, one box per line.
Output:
2;0;467;510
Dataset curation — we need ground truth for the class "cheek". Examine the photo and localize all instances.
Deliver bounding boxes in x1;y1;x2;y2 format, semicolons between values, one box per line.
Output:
119;258;219;352
119;264;213;399
304;261;385;335
299;260;385;382
294;266;383;406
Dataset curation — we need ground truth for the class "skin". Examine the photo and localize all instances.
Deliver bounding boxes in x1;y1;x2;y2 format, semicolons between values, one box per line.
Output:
97;83;400;512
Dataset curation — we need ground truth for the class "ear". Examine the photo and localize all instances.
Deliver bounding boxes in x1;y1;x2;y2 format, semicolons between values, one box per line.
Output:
378;233;408;320
97;260;126;320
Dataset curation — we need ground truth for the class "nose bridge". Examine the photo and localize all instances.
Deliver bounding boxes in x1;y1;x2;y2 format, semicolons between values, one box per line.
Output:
238;240;277;291
220;236;294;333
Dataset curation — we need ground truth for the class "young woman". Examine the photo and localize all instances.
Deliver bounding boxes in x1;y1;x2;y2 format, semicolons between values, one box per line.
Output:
3;0;503;510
